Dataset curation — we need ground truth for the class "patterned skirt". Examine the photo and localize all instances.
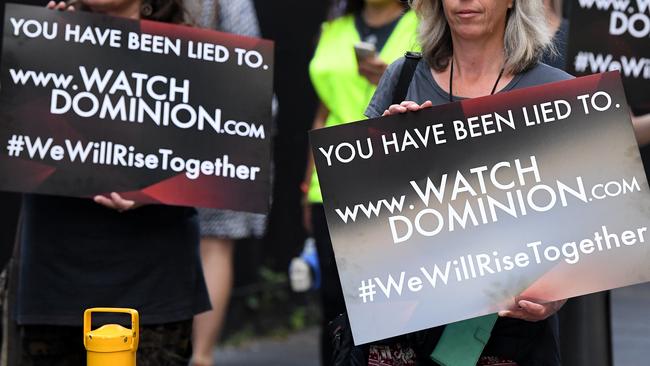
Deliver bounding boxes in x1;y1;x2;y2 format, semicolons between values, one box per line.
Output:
198;208;266;239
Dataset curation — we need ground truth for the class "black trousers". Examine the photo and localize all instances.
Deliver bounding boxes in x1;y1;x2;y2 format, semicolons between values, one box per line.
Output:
311;204;347;366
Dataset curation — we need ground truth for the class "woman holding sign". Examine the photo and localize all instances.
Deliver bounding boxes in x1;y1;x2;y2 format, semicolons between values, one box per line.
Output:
359;0;570;365
13;1;210;366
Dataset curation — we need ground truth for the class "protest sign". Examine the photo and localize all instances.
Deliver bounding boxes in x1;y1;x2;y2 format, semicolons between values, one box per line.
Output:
0;3;273;213
310;72;650;344
567;0;650;115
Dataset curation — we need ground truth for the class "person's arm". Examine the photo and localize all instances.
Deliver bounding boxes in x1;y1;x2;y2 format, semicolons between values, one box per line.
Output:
302;103;329;233
632;113;650;147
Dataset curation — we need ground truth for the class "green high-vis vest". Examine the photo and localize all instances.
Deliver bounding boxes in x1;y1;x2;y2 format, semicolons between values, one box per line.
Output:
307;11;420;203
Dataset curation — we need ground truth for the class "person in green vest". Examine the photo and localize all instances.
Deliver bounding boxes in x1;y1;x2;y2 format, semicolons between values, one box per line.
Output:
302;0;419;364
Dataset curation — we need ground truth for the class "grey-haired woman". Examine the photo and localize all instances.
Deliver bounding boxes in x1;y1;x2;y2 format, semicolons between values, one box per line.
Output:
365;0;570;364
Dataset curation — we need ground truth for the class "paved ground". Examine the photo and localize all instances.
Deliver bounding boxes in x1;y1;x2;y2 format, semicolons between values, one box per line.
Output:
214;284;650;366
611;282;650;366
214;327;320;366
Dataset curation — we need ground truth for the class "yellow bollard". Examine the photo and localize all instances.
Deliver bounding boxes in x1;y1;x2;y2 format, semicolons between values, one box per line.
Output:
84;308;139;366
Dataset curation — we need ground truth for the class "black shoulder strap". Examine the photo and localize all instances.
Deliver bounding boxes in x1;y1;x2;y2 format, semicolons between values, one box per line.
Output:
391;51;422;105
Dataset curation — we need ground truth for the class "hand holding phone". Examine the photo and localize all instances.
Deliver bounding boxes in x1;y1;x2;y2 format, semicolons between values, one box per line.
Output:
354;41;378;61
354;42;387;85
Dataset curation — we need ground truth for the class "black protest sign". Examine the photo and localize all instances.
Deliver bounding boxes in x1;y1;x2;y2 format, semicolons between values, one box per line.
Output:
0;3;273;213
567;0;650;115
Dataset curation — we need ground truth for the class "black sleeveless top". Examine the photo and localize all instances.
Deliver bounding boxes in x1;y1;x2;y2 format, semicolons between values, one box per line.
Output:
17;194;210;326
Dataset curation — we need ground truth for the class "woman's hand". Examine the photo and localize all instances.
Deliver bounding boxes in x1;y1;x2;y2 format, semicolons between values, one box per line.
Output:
382;100;433;116
498;299;566;322
94;192;142;212
46;1;75;11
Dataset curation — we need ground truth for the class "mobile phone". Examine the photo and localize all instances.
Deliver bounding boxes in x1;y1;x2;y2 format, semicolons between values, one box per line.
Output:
354;42;377;61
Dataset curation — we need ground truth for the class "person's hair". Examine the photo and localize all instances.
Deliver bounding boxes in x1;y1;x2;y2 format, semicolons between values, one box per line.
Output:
409;0;553;74
71;0;186;24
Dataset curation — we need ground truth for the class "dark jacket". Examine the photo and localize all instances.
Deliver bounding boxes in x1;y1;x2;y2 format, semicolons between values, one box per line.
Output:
330;314;561;366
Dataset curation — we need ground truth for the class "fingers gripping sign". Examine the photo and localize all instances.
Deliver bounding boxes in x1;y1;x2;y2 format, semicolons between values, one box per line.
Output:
382;100;433;116
94;192;142;213
498;298;567;322
46;1;75;11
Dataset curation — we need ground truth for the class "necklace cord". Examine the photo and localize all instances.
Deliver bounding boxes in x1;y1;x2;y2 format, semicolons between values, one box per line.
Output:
449;58;505;103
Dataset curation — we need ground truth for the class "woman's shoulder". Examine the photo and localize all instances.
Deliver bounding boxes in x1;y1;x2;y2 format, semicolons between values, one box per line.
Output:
509;62;573;90
372;56;414;93
364;58;406;118
517;62;574;86
386;56;408;76
384;55;429;81
365;56;428;118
